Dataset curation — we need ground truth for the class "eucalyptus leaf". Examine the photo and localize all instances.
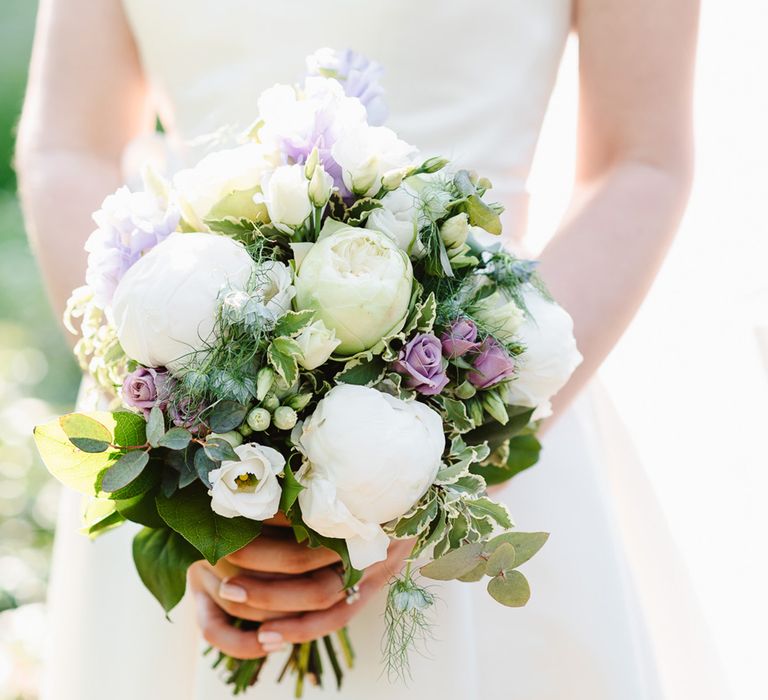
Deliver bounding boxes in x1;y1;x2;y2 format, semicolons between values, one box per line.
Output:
59;414;112;454
486;542;516;577
132;527;202;613
155;483;261;565
157;427;193;451
487;570;530;607
207;401;248;433
146;406;166;448
203;437;239;463
457;561;487;582
193;448;216;488
101;450;150;493
484;531;549;568
419;542;484;581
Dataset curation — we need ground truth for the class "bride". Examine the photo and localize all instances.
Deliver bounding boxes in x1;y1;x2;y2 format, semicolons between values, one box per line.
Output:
16;0;719;698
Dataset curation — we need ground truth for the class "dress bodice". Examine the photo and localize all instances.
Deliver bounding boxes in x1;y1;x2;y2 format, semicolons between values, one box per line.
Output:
122;0;571;235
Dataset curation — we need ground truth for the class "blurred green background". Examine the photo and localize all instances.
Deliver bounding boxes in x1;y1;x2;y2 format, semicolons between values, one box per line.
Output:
0;2;81;697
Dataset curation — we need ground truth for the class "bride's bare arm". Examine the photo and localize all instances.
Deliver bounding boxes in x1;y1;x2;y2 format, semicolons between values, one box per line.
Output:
540;0;699;417
16;0;152;323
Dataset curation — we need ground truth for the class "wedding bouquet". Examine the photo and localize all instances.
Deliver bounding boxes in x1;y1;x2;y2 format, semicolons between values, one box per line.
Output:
33;49;581;695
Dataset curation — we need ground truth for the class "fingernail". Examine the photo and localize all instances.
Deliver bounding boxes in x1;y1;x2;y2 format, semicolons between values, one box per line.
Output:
263;642;288;654
219;582;247;603
258;630;283;645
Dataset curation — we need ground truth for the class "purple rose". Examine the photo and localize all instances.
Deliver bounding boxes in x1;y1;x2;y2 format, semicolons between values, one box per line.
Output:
441;318;480;359
169;396;205;434
393;333;450;396
467;338;516;389
122;367;172;418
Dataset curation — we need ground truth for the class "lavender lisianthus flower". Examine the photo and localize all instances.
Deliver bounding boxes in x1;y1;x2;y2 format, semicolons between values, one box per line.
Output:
467;338;516;389
85;187;180;307
393;333;450;396
122;366;173;418
441;318;481;359
306;48;388;125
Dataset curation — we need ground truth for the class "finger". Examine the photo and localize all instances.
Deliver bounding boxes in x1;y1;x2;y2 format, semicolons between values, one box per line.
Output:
194;564;285;622
257;580;376;644
220;566;347;612
226;537;341;574
193;590;266;659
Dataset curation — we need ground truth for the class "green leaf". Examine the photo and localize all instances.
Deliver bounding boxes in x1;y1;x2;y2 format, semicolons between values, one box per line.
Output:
158;427;193;451
206;401;248;433
101;450;150;493
346;197;382;226
279;467;304;513
335;356;387;386
441;397;474;433
472;433;541;486
268;337;302;386
274;310;316;337
464;407;534;452
393;494;438;538
203;437;239;462
487;570;530;607
419;542;484;581
204;216;258;238
457;562;487;582
80;498;122;537
465;194;502;235
60;414;112;453
132;527;202;613
194;448;216;488
466;497;514;529
115;488;164;528
307;533;363;588
155;483;262;565
484;531;549;568
34;411;147;495
486;542;516;577
146;406;165;448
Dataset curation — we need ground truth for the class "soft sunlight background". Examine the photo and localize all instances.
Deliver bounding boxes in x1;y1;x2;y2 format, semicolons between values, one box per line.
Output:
0;2;765;699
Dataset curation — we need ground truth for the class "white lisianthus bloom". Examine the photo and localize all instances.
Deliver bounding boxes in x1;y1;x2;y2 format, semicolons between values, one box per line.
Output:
294;221;413;355
208;443;285;520
474;290;526;345
331;124;416;197
112;232;254;372
219;260;295;329
295;320;341;369
365;185;425;257
256;164;313;230
172;143;276;229
297;385;444;568
502;286;582;418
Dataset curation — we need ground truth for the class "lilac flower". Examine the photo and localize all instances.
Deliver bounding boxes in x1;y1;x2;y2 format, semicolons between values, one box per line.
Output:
441;318;481;359
85;187;180;307
306;48;387;125
169;396;205;434
393;333;450;396
467;338;516;389
122;367;173;418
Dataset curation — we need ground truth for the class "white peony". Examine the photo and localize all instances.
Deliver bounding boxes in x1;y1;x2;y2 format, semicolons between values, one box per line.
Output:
297;385;445;568
331;124;416;197
208;443;285;520
172;143;275;229
295;319;341;370
256;164;313;230
502;286;583;419
112;232;254;372
294;220;413;356
365;185;425;257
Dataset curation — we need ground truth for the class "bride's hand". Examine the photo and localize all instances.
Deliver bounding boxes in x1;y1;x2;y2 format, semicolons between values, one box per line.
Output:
188;517;412;658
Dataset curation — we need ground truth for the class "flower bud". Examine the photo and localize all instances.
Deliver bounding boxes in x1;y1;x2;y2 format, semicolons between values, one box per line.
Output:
309;165;334;207
262;394;280;411
256;367;275;401
481;391;509;425
381;167;407;191
455;381;476;400
208;431;244;448
304;147;320;179
440;213;470;251
419;156;449;174
286;392;313;412
238;422;254;437
246;407;271;432
273;406;298;430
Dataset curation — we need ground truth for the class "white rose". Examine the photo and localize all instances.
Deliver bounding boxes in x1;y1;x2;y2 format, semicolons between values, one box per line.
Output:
295;320;341;369
208;442;285;520
256;164;313;230
365;185;425;257
112;232;254;372
474;290;526;344
172;143;275;229
331;125;416;197
297;385;444;568
502;286;583;418
294;221;413;355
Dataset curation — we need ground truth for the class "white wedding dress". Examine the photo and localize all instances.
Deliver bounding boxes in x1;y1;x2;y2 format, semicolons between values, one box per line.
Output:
41;1;728;699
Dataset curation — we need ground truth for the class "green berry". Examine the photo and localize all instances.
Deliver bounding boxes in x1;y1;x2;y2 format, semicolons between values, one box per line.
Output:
246;407;271;432
262;394;280;412
273;406;298;431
